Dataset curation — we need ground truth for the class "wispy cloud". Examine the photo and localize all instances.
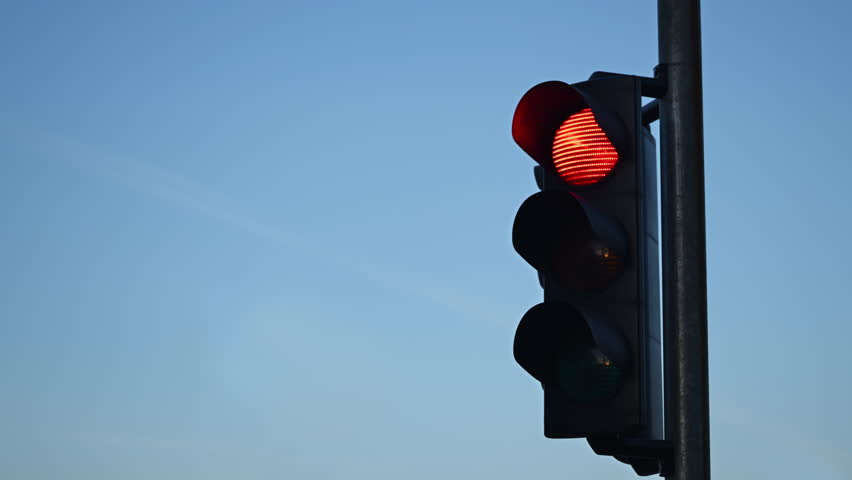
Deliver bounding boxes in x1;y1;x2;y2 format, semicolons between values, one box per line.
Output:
15;128;505;324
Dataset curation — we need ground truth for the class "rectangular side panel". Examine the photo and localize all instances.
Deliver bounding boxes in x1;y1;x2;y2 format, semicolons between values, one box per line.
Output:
639;126;664;441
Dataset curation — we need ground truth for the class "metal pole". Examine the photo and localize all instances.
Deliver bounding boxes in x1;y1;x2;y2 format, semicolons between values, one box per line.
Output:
657;0;710;479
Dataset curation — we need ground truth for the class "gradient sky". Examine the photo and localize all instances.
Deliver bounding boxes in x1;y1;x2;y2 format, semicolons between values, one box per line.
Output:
2;1;852;479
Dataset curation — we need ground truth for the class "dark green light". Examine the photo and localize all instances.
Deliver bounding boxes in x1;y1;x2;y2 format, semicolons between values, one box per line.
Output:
555;347;623;402
514;302;628;404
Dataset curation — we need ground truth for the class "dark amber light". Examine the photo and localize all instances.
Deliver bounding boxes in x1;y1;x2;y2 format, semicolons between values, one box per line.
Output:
552;108;619;186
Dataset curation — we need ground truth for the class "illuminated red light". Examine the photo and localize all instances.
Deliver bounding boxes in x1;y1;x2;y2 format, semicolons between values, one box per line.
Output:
552;108;619;186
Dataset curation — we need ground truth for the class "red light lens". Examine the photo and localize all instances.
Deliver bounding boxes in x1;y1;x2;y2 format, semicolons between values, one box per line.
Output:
552;108;619;186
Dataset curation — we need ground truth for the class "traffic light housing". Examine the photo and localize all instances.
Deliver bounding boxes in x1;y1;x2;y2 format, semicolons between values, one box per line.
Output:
511;74;663;472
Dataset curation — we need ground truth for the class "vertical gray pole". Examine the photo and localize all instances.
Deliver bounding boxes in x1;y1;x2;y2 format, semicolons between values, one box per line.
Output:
657;0;710;479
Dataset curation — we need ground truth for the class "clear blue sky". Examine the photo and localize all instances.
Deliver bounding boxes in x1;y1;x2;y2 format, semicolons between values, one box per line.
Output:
2;1;851;479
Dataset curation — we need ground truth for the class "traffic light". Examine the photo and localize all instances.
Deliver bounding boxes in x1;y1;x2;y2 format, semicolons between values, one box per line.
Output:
511;74;664;474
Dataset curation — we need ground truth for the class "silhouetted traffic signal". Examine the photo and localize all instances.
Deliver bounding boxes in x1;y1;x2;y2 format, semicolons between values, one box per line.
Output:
511;73;664;475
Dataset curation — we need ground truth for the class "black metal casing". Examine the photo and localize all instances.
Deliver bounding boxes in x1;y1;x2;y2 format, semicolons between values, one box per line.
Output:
511;74;662;444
